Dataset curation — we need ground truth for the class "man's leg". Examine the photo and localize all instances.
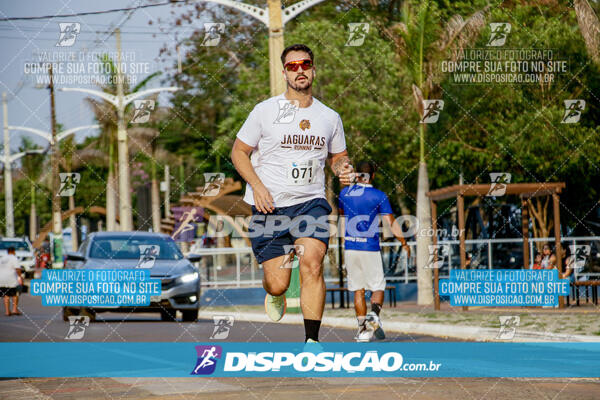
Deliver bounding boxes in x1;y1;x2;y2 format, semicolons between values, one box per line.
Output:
370;290;384;315
261;254;293;322
365;251;387;339
262;254;293;296
12;294;19;314
354;289;367;317
366;290;385;339
295;237;326;341
353;288;374;341
3;296;10;316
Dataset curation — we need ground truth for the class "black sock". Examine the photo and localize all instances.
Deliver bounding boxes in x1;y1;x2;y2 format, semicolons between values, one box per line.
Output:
304;319;321;342
371;303;382;316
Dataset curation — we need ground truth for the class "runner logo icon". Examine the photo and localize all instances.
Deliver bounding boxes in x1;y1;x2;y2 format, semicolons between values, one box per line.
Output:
420;100;444;123
191;345;222;375
346;23;369;46
274;99;299;124
56;22;80;47
487;23;511;47
562;99;585;123
65;316;90;339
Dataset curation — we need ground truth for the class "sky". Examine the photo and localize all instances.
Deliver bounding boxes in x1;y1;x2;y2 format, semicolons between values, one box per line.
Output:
0;0;209;153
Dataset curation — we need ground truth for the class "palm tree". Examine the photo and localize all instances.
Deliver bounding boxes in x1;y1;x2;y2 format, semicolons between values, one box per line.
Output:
85;95;118;230
127;103;173;233
574;0;600;65
85;55;160;231
388;1;489;304
19;137;46;241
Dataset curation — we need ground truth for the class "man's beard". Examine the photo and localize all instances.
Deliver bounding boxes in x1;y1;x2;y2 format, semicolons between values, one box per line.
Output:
288;76;312;92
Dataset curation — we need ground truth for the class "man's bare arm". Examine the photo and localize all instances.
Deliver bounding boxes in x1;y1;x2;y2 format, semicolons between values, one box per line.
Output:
382;214;411;257
328;150;354;186
231;138;274;213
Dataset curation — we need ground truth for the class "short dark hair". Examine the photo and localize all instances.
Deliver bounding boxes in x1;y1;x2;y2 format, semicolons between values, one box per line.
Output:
7;246;15;254
356;161;376;175
281;44;314;66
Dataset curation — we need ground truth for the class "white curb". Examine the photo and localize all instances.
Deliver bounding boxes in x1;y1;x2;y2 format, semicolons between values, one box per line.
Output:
198;310;600;342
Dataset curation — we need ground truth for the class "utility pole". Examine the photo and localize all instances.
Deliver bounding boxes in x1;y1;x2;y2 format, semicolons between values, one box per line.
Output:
3;92;14;237
62;28;179;232
267;0;285;96
49;65;63;268
115;28;133;231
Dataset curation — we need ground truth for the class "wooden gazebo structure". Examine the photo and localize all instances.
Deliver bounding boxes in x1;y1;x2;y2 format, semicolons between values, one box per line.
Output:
162;178;252;246
426;182;566;310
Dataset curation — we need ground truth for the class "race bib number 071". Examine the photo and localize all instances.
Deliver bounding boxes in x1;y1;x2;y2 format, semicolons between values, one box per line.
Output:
287;160;318;185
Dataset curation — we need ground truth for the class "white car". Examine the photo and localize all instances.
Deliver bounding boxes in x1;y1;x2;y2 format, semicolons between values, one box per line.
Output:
0;237;35;276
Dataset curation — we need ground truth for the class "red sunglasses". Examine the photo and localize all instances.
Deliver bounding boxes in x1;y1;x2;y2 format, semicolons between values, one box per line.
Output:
284;59;313;72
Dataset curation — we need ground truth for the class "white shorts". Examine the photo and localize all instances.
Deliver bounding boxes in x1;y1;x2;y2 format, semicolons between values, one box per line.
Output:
344;249;386;292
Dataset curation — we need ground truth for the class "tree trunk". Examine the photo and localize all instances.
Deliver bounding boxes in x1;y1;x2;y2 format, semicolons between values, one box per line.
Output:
151;160;161;233
106;167;117;231
416;161;433;305
573;0;600;65
151;178;161;233
106;135;117;231
29;185;37;242
68;195;78;251
528;197;551;252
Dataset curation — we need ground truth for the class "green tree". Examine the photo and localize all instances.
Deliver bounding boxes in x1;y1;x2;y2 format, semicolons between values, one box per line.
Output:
388;0;490;304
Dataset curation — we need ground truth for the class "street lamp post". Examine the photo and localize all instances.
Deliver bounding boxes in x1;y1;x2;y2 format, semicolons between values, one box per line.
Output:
61;82;180;230
1;143;45;238
62;84;179;231
5;123;98;254
114;28;133;232
2;92;14;237
2;148;46;240
3;92;98;239
49;65;62;268
61;30;180;231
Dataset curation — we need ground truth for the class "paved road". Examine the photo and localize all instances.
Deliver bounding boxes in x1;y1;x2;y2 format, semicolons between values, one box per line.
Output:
1;294;599;399
0;293;441;342
1;377;599;400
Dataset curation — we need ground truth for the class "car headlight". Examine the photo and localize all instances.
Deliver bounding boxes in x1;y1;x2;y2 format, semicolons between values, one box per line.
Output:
178;272;199;283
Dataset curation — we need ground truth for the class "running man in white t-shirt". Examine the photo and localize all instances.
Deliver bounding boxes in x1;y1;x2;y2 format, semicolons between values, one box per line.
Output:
231;44;354;343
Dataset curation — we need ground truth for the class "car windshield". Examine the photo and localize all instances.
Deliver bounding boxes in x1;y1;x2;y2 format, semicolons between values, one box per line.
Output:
88;236;183;260
0;240;30;251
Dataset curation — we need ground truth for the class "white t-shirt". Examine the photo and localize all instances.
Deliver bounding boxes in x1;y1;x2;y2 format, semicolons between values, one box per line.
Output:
0;254;19;288
237;94;346;207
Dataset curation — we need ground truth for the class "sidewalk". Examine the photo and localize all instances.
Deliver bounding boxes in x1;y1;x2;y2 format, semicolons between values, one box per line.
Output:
199;302;600;342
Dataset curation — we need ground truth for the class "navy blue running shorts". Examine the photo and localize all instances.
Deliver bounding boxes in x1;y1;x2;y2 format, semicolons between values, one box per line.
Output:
249;197;332;264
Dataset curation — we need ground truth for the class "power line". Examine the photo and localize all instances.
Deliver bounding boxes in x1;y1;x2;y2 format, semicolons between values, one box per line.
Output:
0;1;189;22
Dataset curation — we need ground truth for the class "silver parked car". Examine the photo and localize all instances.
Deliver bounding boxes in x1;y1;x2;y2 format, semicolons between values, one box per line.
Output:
64;231;202;322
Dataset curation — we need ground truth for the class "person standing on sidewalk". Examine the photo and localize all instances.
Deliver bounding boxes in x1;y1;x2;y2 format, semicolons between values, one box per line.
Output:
339;161;410;342
0;247;23;316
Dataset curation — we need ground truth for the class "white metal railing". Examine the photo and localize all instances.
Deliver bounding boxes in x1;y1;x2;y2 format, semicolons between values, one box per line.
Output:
190;236;600;287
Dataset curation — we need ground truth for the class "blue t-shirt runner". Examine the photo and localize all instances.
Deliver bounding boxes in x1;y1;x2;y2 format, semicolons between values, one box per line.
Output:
337;162;410;343
339;184;393;251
